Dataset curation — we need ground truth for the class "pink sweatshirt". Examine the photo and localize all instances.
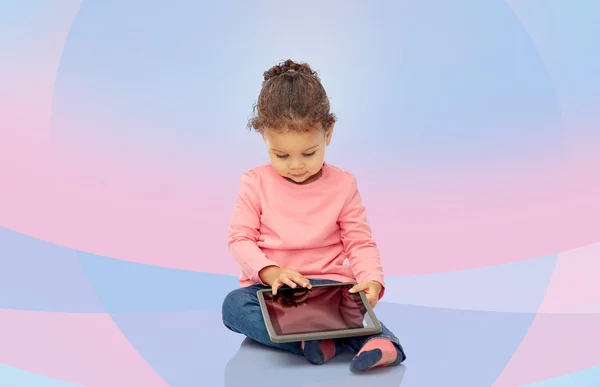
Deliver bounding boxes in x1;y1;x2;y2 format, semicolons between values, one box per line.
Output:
227;163;386;297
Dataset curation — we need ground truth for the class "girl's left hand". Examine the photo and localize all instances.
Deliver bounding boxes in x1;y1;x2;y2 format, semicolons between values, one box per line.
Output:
349;281;383;308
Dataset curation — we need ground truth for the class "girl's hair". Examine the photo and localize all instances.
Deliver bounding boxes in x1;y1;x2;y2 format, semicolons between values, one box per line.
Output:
247;59;337;133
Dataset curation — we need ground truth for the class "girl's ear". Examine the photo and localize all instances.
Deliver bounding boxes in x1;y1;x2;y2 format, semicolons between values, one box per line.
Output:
325;124;335;146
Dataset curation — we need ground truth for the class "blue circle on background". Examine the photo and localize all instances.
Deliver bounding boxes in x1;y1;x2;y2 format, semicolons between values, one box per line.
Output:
51;0;563;174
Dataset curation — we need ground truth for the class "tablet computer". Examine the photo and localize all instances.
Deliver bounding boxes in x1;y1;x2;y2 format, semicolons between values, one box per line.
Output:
257;282;382;343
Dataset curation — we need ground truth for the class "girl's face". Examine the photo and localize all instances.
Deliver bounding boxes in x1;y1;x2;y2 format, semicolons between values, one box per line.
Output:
263;127;333;184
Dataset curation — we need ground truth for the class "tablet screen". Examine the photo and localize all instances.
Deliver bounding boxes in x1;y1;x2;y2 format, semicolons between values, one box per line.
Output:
262;284;377;335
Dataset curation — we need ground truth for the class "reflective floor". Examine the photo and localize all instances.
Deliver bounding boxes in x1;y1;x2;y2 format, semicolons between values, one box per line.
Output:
1;226;599;386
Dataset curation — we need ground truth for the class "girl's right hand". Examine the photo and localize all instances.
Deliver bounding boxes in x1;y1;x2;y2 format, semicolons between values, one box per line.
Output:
259;266;312;295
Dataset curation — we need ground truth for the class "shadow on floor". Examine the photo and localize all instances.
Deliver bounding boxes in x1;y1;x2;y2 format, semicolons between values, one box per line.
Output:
224;338;407;387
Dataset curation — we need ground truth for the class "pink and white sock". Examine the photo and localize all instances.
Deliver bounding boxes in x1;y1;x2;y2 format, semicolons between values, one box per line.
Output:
350;338;404;372
301;339;338;365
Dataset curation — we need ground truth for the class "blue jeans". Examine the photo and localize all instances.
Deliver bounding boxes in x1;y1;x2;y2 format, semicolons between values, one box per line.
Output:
222;279;406;359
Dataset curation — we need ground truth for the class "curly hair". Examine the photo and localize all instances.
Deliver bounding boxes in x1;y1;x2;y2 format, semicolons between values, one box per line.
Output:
247;59;337;133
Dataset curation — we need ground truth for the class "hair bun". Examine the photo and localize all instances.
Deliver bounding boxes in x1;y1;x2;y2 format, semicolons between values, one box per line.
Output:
263;59;319;82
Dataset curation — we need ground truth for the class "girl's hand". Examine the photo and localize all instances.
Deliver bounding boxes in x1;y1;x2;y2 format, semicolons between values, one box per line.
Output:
349;280;383;308
259;266;312;295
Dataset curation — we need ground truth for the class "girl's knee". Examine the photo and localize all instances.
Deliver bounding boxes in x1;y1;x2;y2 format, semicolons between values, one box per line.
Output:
222;287;258;325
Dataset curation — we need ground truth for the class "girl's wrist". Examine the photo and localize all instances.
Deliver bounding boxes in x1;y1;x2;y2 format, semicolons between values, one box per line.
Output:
259;265;280;285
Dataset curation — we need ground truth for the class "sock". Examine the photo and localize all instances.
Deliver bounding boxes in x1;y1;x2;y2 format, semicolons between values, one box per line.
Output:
349;338;404;373
301;339;337;365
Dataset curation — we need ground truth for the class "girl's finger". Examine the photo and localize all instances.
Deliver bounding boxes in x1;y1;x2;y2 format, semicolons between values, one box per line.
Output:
292;275;311;288
272;282;282;296
281;277;297;289
349;283;368;293
367;294;377;308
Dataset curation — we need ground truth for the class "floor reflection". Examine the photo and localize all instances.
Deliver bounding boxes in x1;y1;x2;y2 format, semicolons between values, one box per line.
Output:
224;338;406;387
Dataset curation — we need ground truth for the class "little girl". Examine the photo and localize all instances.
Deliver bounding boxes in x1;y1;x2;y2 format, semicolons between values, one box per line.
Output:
222;59;406;373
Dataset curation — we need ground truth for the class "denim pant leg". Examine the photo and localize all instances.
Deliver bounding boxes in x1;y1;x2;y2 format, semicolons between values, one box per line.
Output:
222;284;303;355
342;321;407;363
221;279;339;355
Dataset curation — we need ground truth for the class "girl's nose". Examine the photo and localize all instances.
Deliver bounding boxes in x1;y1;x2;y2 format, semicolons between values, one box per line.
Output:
289;158;304;170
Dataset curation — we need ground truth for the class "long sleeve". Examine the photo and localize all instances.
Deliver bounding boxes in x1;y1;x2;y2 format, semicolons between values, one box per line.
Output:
338;172;386;299
228;171;278;284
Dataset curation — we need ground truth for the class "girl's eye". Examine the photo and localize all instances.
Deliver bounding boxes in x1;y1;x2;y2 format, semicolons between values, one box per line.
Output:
303;151;316;157
276;154;288;159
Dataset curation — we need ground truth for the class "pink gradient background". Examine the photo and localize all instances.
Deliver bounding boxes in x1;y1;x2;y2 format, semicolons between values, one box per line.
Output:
1;1;599;386
0;309;169;387
1;1;598;277
492;243;600;386
2;141;598;276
